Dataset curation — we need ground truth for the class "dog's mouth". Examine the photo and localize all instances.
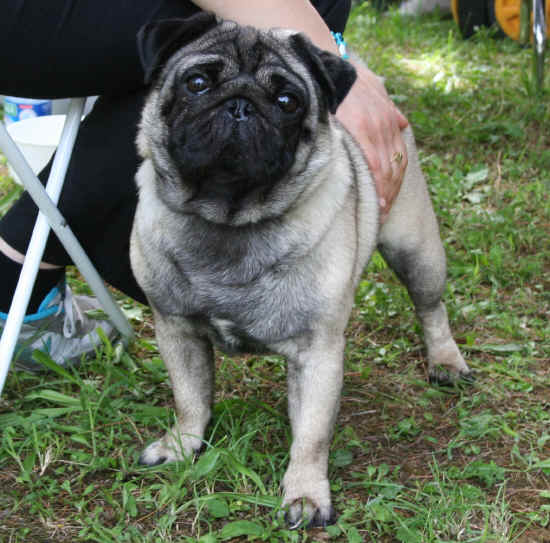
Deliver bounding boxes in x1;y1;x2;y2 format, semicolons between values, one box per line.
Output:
167;98;300;197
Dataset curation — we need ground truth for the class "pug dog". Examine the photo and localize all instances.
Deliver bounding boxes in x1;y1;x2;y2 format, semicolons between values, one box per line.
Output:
130;13;471;527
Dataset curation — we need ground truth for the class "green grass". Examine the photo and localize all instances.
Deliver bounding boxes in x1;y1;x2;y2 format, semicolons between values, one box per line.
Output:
1;4;549;541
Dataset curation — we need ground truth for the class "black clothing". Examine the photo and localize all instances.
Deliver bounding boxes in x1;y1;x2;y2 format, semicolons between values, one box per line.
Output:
0;0;351;309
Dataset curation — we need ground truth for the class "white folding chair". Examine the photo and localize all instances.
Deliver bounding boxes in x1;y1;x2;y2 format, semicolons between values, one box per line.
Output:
0;98;134;395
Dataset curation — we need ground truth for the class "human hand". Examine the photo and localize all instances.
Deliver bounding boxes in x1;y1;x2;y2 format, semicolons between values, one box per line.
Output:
336;61;408;223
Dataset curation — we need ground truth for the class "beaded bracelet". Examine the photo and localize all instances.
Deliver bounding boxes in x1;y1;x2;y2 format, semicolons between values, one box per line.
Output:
330;31;350;60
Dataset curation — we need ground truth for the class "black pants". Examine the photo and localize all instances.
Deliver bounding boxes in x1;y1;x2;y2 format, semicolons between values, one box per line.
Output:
0;0;351;306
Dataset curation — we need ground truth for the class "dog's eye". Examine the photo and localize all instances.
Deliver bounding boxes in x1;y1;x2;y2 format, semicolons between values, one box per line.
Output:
186;74;210;95
276;93;300;114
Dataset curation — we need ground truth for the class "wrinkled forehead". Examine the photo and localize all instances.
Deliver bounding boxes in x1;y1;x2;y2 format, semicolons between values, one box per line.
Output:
162;23;309;89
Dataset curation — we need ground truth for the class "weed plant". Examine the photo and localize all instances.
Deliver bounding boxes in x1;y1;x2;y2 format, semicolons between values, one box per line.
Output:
0;4;548;542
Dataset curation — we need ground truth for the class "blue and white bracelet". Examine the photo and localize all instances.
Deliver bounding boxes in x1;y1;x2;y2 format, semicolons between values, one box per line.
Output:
330;31;349;60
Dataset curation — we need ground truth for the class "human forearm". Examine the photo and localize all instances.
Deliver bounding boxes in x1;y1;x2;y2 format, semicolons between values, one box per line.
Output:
191;0;339;55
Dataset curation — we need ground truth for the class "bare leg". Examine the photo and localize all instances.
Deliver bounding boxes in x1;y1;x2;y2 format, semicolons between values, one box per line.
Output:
0;236;61;269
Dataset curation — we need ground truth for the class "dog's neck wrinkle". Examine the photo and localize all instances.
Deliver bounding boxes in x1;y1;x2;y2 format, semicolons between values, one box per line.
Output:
169;213;299;286
169;141;351;288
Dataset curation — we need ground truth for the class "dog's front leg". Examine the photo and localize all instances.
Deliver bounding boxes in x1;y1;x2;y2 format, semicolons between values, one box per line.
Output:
139;313;214;465
282;334;345;528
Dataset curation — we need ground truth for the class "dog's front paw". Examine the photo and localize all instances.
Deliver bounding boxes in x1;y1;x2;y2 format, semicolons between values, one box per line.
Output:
282;470;335;528
284;499;336;529
139;430;203;466
427;340;473;386
429;365;475;387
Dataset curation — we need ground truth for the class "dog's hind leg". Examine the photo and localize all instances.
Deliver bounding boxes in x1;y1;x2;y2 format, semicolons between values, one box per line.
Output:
378;223;472;385
139;313;214;465
376;129;471;384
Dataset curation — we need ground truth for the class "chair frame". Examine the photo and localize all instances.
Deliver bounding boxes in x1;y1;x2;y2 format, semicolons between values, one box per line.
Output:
0;98;133;395
531;0;547;91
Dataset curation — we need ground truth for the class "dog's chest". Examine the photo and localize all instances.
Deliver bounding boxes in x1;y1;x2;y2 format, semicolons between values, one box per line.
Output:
190;263;321;352
153;229;323;351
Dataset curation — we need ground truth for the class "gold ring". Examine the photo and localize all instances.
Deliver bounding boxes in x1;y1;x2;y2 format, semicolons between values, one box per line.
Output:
392;151;403;164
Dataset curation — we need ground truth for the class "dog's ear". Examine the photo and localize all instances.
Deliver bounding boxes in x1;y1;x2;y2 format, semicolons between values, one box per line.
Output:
137;12;218;84
290;33;357;114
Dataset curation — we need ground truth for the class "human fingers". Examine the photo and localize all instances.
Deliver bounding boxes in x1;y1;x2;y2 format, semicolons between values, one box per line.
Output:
337;68;408;223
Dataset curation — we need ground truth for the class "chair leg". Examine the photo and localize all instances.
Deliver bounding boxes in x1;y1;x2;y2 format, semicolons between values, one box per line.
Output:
533;0;547;92
0;98;133;395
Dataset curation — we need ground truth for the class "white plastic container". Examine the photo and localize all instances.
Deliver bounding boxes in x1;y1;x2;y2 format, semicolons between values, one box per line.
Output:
6;115;65;184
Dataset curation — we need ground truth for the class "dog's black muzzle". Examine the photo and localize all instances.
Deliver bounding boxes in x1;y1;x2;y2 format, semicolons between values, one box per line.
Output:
225;97;255;122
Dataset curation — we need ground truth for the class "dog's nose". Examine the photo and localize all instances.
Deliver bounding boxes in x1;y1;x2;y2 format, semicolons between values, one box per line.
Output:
226;98;254;122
